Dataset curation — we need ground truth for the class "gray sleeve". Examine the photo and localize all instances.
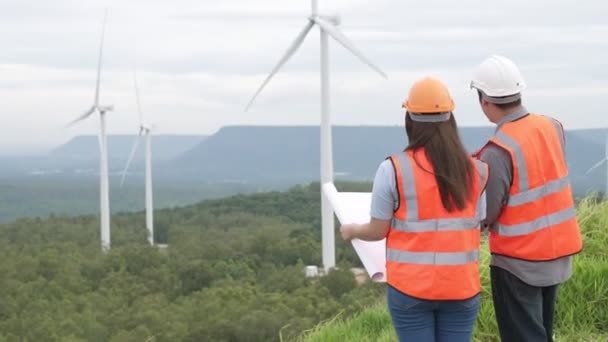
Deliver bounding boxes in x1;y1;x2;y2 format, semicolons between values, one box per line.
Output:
479;190;487;221
370;159;398;220
480;144;513;225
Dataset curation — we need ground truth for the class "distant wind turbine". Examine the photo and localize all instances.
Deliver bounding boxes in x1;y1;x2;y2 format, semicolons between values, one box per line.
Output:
586;134;608;198
68;10;113;252
120;69;155;246
245;0;387;272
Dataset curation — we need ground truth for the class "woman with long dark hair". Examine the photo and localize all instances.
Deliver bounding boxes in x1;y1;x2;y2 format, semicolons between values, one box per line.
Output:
340;77;488;342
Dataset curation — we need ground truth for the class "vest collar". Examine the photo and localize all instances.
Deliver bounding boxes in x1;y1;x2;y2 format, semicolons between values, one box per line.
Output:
496;106;528;132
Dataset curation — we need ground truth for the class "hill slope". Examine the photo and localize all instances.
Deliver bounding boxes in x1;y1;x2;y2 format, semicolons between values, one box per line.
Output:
52;135;205;160
175;125;606;193
174;126;493;181
302;199;608;342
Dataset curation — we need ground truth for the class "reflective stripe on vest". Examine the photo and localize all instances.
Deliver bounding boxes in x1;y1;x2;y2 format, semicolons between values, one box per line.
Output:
494;207;577;236
493;121;569;208
391;153;488;233
390;153;488;234
507;176;570;206
490;115;577;238
545;116;566;158
386;249;479;265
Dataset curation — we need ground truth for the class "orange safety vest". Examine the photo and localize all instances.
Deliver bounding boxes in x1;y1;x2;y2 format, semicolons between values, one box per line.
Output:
477;114;583;261
386;149;488;300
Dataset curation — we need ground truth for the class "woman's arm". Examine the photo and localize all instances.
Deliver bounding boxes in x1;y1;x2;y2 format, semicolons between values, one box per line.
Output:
340;160;395;241
340;218;391;241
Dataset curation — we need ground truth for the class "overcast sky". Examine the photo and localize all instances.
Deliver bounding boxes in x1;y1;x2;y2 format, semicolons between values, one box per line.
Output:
1;0;607;152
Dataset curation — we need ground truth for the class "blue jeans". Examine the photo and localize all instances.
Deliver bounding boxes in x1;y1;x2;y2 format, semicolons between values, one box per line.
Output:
387;285;480;342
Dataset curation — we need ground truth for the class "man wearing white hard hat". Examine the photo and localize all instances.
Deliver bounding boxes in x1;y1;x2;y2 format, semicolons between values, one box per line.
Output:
471;55;583;342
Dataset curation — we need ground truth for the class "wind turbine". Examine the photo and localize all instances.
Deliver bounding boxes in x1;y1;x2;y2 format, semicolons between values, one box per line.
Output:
585;133;608;198
245;0;387;272
120;69;155;246
68;10;113;252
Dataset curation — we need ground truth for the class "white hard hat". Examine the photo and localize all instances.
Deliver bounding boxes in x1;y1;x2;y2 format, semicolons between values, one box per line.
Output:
470;55;526;102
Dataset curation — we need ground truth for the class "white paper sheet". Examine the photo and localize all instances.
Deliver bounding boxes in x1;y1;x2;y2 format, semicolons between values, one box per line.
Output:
322;182;386;282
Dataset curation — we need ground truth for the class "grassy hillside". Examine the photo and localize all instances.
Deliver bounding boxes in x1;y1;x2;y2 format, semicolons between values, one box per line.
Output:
301;198;608;342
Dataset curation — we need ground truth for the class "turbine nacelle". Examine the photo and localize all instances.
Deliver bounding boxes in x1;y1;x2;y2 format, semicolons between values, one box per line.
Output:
140;123;155;132
310;15;341;26
97;105;114;113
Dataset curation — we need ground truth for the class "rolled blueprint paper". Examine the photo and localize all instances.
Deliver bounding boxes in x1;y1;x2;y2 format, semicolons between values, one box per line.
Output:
322;182;386;282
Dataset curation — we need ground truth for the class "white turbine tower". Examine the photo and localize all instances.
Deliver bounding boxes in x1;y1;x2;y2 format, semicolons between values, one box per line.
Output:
68;10;113;252
245;0;387;272
120;69;155;246
586;133;608;198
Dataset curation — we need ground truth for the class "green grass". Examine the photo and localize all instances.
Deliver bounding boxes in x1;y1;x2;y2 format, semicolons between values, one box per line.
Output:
301;198;608;342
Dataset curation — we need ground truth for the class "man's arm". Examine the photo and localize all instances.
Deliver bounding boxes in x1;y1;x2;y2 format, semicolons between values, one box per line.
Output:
480;145;513;226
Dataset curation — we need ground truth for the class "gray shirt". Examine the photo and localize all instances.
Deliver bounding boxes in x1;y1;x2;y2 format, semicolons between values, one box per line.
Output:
370;159;398;220
480;106;572;287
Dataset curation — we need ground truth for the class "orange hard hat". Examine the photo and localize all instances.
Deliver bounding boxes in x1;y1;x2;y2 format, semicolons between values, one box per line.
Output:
403;77;455;114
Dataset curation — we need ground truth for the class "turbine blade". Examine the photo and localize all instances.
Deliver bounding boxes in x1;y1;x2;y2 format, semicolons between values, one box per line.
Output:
94;9;108;107
312;16;387;79
120;130;143;187
67;106;96;127
245;20;314;111
133;68;144;124
586;158;607;175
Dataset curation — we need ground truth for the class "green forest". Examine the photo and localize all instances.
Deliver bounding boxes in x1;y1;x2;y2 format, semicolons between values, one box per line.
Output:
0;182;606;341
0;178;274;224
0;182;384;341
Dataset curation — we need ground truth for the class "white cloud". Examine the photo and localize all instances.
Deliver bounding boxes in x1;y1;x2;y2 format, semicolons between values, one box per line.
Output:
0;0;607;148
